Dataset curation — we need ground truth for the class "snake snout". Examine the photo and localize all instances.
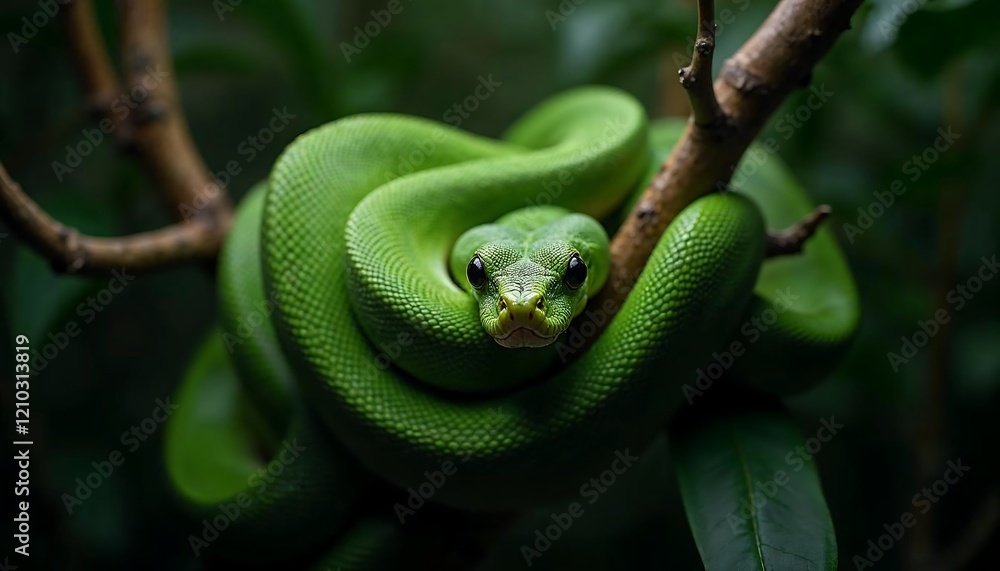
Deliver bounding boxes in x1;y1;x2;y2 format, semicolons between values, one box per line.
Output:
494;291;553;348
498;292;545;325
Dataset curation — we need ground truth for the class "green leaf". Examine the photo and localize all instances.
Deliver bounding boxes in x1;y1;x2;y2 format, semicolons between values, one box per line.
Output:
671;408;837;570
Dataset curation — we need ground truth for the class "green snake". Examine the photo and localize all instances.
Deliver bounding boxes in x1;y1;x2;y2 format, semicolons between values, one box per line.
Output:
164;87;858;566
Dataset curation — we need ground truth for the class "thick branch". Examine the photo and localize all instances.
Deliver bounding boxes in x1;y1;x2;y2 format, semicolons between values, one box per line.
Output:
117;0;232;226
598;0;862;311
678;0;725;130
765;205;831;258
0;163;222;274
63;0;133;147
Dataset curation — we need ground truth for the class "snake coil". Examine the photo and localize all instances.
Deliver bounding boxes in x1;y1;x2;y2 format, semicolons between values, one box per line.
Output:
165;87;858;566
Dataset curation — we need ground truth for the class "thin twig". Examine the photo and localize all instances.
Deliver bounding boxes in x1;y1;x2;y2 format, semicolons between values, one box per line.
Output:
63;0;133;148
764;205;832;258
678;0;725;131
0;163;222;274
117;0;232;225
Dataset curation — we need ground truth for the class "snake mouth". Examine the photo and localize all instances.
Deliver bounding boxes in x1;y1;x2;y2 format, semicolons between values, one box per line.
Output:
492;327;557;349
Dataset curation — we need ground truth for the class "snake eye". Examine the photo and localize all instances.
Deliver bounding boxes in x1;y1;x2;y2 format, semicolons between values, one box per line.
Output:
467;255;488;289
564;253;587;290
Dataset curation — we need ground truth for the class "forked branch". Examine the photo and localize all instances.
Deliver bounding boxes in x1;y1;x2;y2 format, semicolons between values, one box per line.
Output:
600;0;862;311
117;0;232;223
0;0;232;274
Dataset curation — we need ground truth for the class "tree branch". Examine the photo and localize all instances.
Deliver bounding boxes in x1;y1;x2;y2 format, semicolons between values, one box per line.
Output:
0;163;222;274
765;205;832;258
10;0;858;280
63;0;133;148
0;0;233;274
678;0;725;131
117;0;232;225
598;0;862;311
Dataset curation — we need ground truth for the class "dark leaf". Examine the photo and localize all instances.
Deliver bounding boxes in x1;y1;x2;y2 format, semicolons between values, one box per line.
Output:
672;407;838;570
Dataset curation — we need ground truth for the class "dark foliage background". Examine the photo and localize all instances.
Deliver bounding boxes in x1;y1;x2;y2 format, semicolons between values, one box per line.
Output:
1;0;998;569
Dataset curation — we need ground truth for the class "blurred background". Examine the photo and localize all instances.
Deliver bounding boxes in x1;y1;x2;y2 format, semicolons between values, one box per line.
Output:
1;0;998;569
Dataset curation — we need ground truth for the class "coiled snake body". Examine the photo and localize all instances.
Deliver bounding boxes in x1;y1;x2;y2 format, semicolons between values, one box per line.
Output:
165;87;857;566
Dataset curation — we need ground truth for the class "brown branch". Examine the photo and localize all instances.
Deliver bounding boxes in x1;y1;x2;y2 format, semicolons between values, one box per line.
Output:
764;205;831;258
117;0;232;226
678;0;725;130
63;0;133;147
597;0;862;313
0;163;222;274
0;0;233;275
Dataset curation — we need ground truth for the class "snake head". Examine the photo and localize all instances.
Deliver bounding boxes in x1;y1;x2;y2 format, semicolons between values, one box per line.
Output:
451;207;609;348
